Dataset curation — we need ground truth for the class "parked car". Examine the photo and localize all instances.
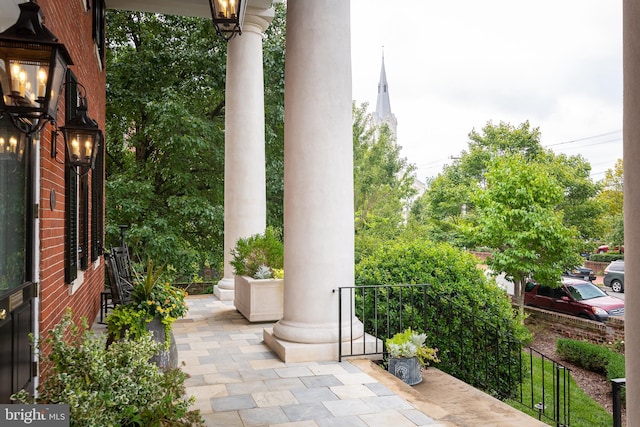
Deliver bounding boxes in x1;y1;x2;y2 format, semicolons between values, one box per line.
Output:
524;277;624;322
563;267;596;282
603;260;625;293
597;244;624;254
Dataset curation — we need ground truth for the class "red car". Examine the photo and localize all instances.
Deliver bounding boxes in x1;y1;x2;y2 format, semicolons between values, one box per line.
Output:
524;278;624;322
597;244;624;254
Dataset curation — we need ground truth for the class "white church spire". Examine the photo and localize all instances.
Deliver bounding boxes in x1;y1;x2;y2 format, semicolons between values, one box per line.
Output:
373;50;397;137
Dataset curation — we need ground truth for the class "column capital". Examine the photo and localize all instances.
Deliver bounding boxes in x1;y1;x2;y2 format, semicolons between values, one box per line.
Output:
243;6;275;35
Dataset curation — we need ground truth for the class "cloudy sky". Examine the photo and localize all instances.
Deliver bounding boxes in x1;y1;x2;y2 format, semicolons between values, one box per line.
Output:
350;0;623;182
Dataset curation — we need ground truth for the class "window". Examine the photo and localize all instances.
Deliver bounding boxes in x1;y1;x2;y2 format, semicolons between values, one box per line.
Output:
92;0;106;68
0;120;32;294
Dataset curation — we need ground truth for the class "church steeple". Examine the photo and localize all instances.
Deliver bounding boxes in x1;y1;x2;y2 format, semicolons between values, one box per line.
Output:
373;51;397;137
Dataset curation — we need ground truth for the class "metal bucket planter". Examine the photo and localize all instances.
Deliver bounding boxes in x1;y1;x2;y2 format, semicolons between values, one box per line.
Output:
388;356;423;385
146;316;178;370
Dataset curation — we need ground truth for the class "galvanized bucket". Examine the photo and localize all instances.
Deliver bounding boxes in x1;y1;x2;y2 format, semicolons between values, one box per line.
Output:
388;356;423;385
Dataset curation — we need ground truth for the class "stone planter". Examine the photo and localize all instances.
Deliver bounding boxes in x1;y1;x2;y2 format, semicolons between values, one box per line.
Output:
388;356;423;385
234;275;283;322
146;317;178;370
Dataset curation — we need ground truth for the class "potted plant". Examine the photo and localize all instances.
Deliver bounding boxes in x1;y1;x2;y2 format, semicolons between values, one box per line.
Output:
107;259;188;369
230;227;284;321
386;328;439;385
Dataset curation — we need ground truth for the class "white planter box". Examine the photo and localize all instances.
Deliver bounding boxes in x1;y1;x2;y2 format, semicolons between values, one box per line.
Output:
234;275;284;322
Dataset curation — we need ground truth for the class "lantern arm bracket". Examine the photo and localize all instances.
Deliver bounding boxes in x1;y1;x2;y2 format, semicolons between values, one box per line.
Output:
0;110;47;136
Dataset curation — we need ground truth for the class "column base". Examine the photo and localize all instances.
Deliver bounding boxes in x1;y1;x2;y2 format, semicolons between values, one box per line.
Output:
263;327;383;363
214;277;235;301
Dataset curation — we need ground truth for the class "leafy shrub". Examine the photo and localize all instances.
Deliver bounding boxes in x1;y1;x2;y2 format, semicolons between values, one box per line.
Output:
557;338;626;381
13;310;203;427
230;226;284;278
557;339;610;374
107;304;151;342
355;238;530;398
589;253;624;263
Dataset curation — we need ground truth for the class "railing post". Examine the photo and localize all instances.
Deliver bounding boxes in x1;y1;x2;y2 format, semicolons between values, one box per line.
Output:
337;288;342;362
611;378;626;427
555;365;563;427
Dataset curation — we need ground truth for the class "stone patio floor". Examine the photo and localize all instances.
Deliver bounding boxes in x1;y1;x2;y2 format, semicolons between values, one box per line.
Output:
164;294;547;427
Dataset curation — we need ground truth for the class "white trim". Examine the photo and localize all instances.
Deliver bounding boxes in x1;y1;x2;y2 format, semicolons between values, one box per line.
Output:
32;132;41;397
68;270;85;296
94;43;104;71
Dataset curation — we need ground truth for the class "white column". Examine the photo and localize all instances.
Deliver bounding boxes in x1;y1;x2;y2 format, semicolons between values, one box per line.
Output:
623;1;640;424
264;0;364;361
215;11;273;299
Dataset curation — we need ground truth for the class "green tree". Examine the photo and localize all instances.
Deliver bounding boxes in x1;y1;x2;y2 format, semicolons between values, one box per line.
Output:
352;102;417;262
414;121;601;246
596;159;624;246
263;3;286;228
474;154;582;312
105;8;286;278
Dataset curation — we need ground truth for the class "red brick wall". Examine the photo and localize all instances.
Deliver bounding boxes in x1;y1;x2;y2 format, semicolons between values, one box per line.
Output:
523;305;625;345
35;0;106;357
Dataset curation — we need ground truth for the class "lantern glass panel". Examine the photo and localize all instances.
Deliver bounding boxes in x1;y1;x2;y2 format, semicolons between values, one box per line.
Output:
0;41;56;117
65;129;96;167
0;116;26;160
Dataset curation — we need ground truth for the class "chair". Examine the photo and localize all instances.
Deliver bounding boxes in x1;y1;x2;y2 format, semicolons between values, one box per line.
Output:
105;251;133;307
111;246;135;284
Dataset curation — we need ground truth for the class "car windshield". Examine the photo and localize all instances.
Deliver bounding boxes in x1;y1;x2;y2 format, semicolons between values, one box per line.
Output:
566;283;607;301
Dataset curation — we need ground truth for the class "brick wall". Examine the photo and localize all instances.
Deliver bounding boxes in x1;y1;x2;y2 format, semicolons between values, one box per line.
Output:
523;305;625;345
36;0;106;359
584;260;609;275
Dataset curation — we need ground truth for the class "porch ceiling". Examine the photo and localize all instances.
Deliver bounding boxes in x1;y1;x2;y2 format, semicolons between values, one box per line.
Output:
105;0;274;19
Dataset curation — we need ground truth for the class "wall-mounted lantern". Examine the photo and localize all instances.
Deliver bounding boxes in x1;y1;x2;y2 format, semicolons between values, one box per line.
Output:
209;0;247;41
0;1;73;133
60;92;100;170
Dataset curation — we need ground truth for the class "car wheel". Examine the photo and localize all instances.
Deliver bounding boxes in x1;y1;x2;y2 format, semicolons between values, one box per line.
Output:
611;280;624;293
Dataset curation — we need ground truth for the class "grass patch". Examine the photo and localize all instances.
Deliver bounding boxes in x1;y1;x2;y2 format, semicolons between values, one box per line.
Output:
506;351;611;427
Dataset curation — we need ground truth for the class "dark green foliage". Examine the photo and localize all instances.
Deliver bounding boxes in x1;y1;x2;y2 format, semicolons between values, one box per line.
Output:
353;102;418;263
230;227;284;277
355;238;530;398
105;8;286;280
589;253;624;263
557;338;626;381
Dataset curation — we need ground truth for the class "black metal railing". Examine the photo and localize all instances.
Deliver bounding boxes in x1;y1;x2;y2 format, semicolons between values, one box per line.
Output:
611;378;626;427
337;283;571;426
516;347;571;426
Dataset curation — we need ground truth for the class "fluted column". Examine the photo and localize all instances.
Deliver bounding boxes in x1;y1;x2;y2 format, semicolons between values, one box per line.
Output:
215;10;273;299
623;1;640;424
265;0;364;361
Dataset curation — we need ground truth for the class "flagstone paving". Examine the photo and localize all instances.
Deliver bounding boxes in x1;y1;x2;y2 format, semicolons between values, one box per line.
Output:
173;295;443;427
172;294;546;427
